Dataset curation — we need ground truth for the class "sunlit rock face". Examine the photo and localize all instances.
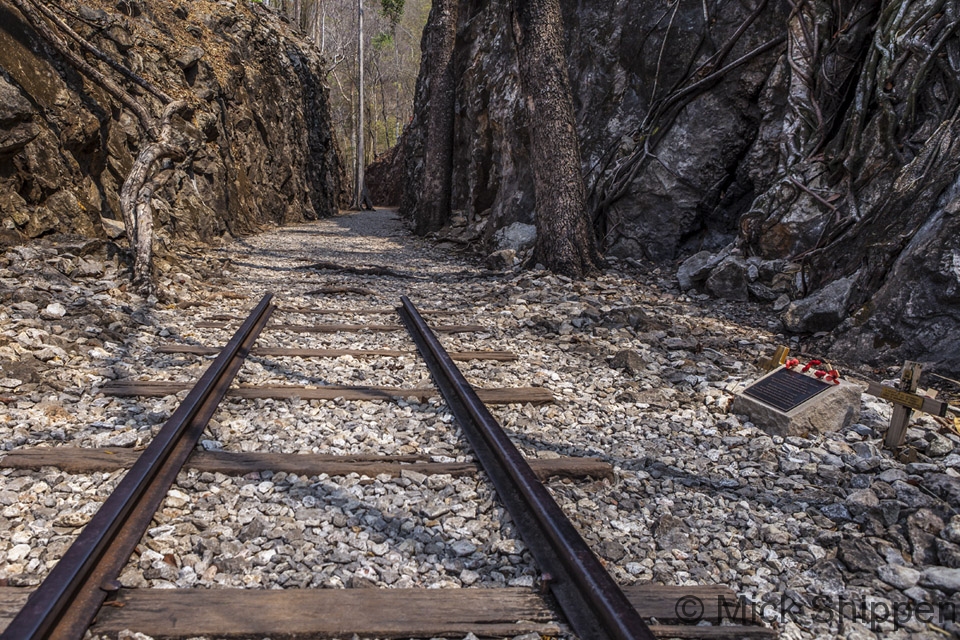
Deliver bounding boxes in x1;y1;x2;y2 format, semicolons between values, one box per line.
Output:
0;0;341;247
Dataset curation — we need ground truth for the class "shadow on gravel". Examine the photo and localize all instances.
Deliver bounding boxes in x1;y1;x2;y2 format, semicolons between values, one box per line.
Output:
504;429;774;504
214;475;524;589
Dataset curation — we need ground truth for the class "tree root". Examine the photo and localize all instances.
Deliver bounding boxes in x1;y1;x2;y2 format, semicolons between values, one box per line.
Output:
304;285;377;296
297;261;410;278
10;0;196;295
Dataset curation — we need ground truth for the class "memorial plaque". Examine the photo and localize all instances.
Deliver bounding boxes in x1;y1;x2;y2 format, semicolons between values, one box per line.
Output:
742;368;831;412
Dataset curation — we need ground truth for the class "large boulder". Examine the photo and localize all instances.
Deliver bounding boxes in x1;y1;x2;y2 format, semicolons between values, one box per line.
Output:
677;250;721;291
494;222;537;252
705;255;750;301
782;276;856;333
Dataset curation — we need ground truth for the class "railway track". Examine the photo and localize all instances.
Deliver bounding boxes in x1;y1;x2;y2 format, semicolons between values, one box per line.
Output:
0;293;776;640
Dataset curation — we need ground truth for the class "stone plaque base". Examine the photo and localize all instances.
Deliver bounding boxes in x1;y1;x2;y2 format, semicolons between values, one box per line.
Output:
732;368;862;437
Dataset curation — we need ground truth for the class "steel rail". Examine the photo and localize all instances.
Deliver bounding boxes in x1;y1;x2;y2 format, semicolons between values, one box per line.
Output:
2;293;275;640
398;296;656;640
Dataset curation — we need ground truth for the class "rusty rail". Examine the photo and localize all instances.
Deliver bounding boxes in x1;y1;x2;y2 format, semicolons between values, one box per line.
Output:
398;296;656;640
2;294;275;640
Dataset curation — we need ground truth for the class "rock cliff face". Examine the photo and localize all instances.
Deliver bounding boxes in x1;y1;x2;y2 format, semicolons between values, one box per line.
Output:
0;0;340;249
400;0;960;374
401;0;790;254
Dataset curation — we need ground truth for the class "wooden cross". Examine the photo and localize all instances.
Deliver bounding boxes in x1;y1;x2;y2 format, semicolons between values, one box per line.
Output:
759;346;790;373
869;361;949;449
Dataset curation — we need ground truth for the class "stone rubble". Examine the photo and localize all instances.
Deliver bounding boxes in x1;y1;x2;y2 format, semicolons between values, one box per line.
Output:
1;211;959;640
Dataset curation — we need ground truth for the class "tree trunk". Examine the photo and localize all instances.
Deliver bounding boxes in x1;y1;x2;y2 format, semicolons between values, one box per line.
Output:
321;2;326;54
375;57;391;148
415;0;458;234
292;0;302;31
394;37;403;143
366;99;377;160
512;0;602;278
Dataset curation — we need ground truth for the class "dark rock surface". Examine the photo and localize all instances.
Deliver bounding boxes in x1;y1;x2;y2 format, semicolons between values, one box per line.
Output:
838;538;883;574
365;143;404;206
609;349;647;376
677;251;721;292
0;0;340;248
399;0;788;255
782;276;856;334
398;0;960;375
827;187;960;374
704;256;749;302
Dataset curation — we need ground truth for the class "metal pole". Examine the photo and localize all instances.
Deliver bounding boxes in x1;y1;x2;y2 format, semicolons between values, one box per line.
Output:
354;0;365;209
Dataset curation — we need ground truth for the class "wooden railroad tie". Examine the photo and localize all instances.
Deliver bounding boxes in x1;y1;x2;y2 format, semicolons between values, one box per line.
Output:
0;586;776;638
101;381;555;404
0;448;612;481
278;307;461;316
193;322;486;333
156;344;518;362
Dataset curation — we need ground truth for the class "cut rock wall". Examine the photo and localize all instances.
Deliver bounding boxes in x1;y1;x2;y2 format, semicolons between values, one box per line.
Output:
400;0;788;256
0;0;340;248
399;0;960;374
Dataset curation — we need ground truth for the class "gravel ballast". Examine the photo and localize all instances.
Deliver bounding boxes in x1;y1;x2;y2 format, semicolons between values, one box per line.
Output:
2;210;959;639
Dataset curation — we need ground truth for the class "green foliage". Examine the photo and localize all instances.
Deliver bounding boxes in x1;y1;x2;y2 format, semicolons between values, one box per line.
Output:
324;0;427;175
372;32;394;50
370;114;400;150
380;0;404;26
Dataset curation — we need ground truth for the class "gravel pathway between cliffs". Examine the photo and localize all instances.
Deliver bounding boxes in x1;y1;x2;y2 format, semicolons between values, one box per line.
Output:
2;209;960;640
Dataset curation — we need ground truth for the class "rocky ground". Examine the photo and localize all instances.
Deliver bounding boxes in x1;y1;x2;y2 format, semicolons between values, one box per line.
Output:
2;210;960;639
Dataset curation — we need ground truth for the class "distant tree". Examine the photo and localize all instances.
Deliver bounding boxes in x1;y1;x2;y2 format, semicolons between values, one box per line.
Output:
380;0;403;26
374;0;404;148
512;0;603;277
371;33;395;147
